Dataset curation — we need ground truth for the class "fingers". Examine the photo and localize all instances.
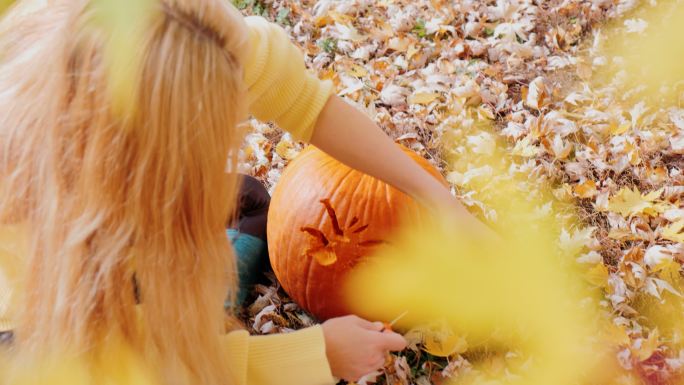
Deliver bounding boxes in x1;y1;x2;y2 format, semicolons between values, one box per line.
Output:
375;331;407;351
348;315;407;350
324;314;407;382
349;315;384;331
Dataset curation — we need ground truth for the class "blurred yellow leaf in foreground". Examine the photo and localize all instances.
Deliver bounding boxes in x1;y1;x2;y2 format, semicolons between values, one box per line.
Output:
1;338;159;385
88;0;155;118
346;212;610;384
345;119;614;383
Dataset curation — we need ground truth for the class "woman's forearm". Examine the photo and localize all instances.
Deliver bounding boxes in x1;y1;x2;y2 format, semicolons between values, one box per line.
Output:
309;95;490;233
310;96;445;205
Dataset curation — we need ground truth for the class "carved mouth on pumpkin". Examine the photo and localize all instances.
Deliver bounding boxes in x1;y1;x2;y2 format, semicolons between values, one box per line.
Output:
300;199;386;266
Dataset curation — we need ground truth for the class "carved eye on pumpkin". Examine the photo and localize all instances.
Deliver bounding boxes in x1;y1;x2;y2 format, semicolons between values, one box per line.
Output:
300;199;386;266
267;144;447;320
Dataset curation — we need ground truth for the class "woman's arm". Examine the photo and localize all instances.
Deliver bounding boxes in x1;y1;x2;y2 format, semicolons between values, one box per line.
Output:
310;95;493;236
240;18;493;235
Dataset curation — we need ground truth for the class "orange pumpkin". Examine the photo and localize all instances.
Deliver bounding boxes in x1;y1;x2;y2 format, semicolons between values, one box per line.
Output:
267;145;447;320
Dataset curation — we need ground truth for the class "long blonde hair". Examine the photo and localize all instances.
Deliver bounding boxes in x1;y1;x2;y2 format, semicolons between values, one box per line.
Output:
0;0;248;383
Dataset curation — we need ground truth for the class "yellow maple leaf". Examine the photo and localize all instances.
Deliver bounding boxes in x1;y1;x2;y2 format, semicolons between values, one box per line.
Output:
585;263;610;288
634;329;661;362
348;116;621;384
643;202;670;217
574;179;598;198
642;188;663;202
607;187;655;217
512;135;540;157
345;203;606;385
603;323;631;347
424;332;467;357
653;259;682;287
408;92;440;105
608;227;638;241
609;121;631;136
553;184;575;203
347;63;368;78
411;322;468;357
661;220;684;243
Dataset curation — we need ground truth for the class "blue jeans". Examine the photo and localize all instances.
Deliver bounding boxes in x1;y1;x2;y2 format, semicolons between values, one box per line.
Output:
226;229;268;307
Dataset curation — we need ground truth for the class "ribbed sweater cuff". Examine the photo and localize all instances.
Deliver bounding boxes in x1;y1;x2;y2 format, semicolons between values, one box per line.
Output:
280;79;334;142
249;326;334;384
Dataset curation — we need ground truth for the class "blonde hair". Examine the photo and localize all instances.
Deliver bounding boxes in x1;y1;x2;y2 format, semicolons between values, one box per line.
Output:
0;0;248;383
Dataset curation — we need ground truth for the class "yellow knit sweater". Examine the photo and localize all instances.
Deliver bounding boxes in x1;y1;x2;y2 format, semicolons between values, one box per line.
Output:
0;15;335;385
244;16;334;141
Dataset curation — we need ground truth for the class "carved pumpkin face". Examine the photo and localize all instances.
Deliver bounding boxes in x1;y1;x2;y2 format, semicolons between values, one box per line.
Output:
267;145;446;320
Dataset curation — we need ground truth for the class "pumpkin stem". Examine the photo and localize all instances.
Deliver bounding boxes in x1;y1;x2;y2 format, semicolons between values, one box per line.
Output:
319;199;344;236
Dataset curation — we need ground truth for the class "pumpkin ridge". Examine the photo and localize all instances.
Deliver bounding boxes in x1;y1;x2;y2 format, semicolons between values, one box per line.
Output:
303;163;354;315
280;158;326;312
302;168;332;314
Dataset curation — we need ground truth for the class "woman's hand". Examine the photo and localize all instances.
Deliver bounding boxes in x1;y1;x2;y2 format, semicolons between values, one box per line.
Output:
321;315;406;382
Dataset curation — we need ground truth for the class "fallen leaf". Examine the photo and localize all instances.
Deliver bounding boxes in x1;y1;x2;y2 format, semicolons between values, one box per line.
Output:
604;323;631;346
512;135;540;157
585;263;609;288
408;92;440;105
423;332;467;357
661;220;684;243
524;77;548;110
560;227;596;256
607;188;655;217
609;121;631;136
388;36;411;52
347;63;368;77
275;138;299;160
634;329;660;362
574;179;598;198
577;251;603;264
644;245;672;269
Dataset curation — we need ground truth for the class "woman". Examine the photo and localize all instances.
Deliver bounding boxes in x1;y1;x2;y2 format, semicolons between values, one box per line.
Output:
0;0;490;384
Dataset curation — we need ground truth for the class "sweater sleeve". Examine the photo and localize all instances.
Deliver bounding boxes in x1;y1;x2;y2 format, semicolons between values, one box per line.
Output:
222;327;335;385
243;16;334;142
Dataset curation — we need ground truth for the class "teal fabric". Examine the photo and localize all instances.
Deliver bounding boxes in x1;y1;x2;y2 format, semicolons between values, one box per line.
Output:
226;229;268;307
